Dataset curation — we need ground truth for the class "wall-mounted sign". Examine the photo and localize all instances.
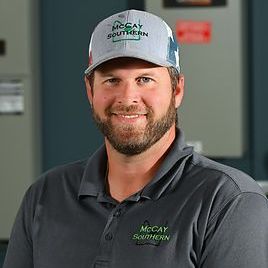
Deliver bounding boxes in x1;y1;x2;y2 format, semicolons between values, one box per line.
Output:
176;20;212;44
0;80;24;114
163;0;227;7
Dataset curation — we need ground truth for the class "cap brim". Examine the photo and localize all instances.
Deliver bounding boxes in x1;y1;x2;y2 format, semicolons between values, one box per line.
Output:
84;51;177;75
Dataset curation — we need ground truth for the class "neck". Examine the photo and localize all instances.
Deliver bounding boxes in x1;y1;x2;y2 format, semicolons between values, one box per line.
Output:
105;126;176;202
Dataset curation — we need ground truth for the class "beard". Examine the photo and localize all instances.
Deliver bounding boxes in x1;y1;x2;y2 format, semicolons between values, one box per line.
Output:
92;96;177;156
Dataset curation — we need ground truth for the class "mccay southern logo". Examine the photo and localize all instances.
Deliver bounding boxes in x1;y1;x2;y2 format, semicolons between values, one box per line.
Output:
132;221;170;246
107;20;149;42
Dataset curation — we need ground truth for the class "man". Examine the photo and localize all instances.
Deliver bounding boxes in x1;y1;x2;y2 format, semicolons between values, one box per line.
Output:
3;9;268;268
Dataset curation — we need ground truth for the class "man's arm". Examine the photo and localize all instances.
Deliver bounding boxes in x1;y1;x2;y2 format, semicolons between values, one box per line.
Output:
3;188;34;268
200;192;268;267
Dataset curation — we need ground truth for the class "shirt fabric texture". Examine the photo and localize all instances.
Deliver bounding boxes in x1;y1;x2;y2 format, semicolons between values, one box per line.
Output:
3;130;268;268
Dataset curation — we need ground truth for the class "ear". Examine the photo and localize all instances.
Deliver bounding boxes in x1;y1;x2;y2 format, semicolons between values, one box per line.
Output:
174;74;184;109
84;76;93;106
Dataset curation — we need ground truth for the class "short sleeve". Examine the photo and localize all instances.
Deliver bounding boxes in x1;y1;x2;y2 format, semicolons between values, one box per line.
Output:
200;193;268;268
3;187;34;268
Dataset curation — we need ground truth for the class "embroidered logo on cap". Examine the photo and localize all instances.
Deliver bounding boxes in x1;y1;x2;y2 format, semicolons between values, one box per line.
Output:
107;20;149;42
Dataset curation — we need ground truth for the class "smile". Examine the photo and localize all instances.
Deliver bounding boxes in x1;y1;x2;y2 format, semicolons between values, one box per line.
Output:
112;112;146;117
118;114;140;119
111;113;147;122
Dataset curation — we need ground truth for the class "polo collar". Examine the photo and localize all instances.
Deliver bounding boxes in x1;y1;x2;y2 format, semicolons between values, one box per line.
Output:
78;128;193;201
78;145;107;198
140;129;193;200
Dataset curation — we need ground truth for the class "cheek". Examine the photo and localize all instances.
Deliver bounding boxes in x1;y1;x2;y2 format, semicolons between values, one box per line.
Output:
93;90;110;104
92;92;116;117
145;92;172;110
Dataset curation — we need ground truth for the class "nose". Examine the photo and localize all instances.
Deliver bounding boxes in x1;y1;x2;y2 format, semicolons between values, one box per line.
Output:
116;81;140;105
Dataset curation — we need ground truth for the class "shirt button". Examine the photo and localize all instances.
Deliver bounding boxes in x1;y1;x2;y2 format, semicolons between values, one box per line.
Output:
114;209;121;217
105;232;113;241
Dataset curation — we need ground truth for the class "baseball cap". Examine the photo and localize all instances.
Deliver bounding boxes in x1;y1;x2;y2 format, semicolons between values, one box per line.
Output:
84;9;180;75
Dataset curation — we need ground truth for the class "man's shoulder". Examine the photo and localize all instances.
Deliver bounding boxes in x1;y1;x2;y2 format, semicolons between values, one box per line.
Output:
183;153;268;225
41;159;88;181
189;152;264;196
28;159;88;196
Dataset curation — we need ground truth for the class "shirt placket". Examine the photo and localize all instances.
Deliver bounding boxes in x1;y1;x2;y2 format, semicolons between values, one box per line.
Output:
92;202;126;267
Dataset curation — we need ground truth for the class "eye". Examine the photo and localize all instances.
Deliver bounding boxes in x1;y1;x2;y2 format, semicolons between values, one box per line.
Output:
137;77;153;84
104;78;119;85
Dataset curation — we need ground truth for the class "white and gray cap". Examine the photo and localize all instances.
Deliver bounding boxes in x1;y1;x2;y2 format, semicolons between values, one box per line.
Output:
84;9;180;75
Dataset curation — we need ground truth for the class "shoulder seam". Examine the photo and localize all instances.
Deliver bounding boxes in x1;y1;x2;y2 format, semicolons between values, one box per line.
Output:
208;191;268;225
189;160;241;192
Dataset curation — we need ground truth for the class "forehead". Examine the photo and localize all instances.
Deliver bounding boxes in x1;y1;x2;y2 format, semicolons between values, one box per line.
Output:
94;57;166;75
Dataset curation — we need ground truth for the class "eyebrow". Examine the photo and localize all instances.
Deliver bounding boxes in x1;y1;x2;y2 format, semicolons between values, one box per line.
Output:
98;73;116;77
138;72;156;77
98;71;157;77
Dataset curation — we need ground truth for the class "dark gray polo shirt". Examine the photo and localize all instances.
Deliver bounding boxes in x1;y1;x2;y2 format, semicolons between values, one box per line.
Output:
4;131;268;268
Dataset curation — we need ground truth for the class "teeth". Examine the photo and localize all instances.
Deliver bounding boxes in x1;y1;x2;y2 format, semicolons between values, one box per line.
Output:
121;115;139;119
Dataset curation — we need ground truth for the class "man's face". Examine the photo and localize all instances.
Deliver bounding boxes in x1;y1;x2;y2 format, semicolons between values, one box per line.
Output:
85;58;184;155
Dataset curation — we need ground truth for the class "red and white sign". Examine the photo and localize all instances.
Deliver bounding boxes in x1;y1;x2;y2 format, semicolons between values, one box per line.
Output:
176;20;212;44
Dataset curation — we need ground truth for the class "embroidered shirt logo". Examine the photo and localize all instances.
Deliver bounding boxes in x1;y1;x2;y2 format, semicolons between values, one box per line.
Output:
107;20;149;42
132;221;170;246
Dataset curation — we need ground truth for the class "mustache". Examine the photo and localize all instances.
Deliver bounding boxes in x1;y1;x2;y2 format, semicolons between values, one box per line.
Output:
105;104;152;115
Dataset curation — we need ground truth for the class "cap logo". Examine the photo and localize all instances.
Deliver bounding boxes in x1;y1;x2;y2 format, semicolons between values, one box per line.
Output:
107;20;149;42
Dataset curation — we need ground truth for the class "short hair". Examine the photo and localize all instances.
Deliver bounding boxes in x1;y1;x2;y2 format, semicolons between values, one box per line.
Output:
167;67;179;92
